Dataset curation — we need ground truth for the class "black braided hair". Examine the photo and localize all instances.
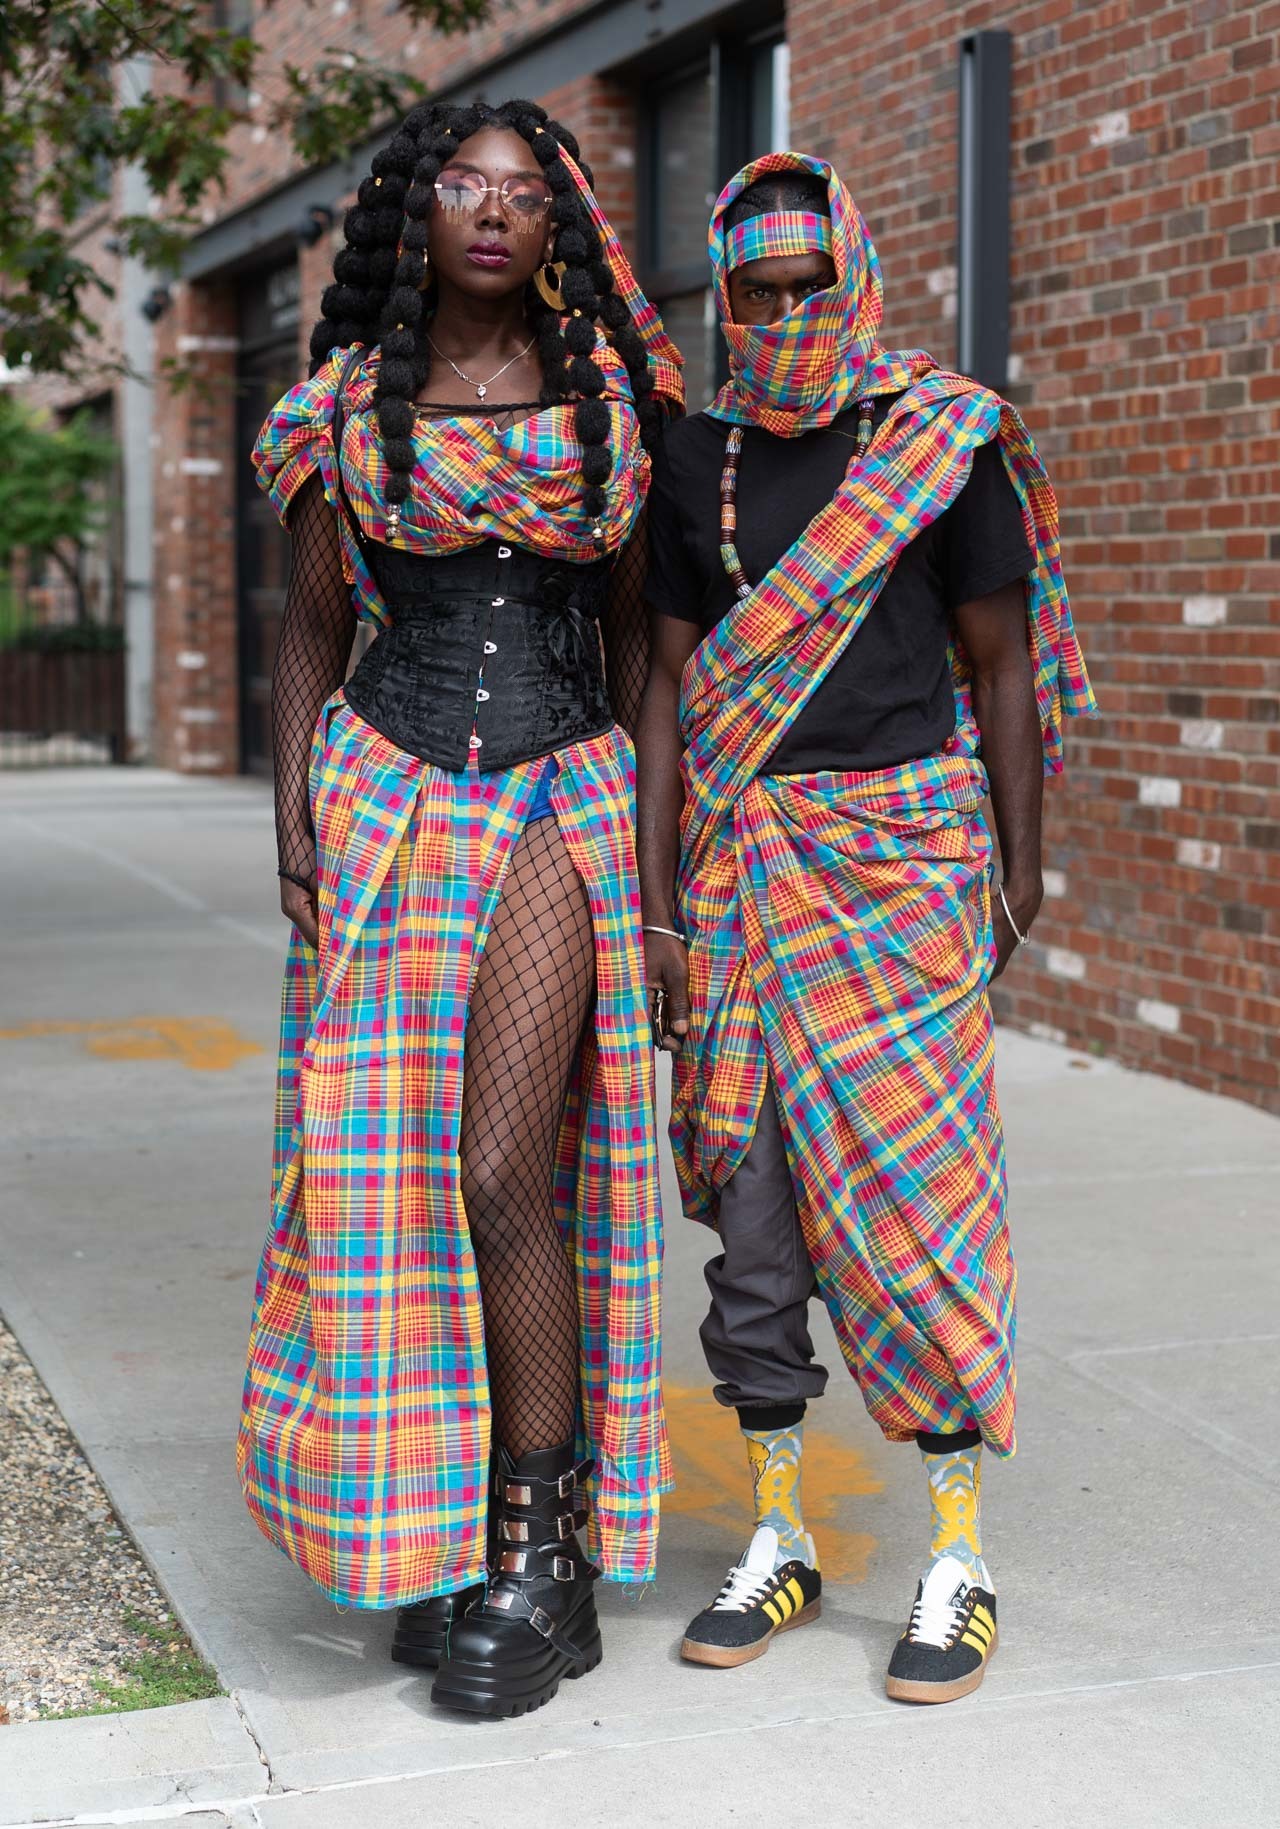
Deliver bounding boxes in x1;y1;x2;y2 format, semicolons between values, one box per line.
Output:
308;98;660;531
723;173;831;230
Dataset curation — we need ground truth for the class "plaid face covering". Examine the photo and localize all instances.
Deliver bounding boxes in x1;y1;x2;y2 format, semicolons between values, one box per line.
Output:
707;151;889;437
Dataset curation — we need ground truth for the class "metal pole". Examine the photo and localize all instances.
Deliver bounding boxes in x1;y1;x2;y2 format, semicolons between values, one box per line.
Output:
957;30;1012;391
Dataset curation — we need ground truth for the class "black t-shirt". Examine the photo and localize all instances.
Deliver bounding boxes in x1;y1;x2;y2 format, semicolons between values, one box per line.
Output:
645;396;1037;773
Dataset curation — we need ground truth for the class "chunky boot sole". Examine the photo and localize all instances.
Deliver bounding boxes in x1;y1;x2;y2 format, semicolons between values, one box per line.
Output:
430;1605;602;1718
391;1615;450;1670
681;1596;821;1669
391;1586;485;1670
885;1626;998;1704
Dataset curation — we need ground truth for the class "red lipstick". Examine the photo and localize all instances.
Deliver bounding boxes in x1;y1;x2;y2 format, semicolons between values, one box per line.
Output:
466;240;512;269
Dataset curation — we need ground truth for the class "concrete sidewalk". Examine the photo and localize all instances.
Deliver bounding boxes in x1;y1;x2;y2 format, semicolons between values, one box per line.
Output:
1;767;1277;1828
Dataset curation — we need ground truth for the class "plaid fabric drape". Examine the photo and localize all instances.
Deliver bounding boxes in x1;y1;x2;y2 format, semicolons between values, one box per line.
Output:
252;341;658;627
672;367;1095;1457
239;701;670;1606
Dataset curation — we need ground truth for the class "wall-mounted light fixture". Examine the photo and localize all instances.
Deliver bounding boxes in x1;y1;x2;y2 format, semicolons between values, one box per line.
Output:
140;285;172;323
295;204;335;248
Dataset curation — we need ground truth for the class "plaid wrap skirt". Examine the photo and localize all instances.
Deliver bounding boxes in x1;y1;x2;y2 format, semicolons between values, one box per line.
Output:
671;739;1017;1455
238;697;670;1608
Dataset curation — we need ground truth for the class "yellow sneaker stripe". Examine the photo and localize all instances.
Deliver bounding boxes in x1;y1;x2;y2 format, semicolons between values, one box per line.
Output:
973;1605;995;1633
763;1599;783;1626
775;1586;794;1621
966;1616;992;1645
786;1578;805;1613
961;1631;990;1655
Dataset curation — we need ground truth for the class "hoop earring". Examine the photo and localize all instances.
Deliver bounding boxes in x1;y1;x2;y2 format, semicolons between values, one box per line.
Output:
395;230;433;294
533;260;567;313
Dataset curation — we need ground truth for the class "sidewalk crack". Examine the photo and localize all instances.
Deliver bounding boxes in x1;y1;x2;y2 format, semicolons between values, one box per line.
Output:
229;1688;278;1794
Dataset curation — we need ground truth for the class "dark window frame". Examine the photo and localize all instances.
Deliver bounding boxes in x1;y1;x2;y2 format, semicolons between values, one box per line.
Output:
631;14;786;407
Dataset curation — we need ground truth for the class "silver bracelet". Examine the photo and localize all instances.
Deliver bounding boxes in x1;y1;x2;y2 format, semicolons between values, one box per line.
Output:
998;883;1031;947
642;923;687;945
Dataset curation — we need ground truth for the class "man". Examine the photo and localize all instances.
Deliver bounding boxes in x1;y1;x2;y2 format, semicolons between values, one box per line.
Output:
636;152;1094;1702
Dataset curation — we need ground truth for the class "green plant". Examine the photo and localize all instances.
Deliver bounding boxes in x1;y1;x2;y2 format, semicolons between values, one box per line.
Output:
46;1613;222;1719
0;1;492;381
0;396;118;634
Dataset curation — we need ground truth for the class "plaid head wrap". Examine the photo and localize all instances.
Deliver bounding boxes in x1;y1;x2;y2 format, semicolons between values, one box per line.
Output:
708;151;887;438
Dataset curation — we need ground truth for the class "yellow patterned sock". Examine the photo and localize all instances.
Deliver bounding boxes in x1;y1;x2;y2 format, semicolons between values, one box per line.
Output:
741;1421;810;1570
921;1441;987;1587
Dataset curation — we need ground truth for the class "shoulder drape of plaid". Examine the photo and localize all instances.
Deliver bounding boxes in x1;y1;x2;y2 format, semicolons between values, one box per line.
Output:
238;704;671;1606
251;343;655;626
670;369;1095;1457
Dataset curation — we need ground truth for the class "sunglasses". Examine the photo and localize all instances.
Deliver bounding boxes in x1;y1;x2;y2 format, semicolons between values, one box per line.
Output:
433;170;554;226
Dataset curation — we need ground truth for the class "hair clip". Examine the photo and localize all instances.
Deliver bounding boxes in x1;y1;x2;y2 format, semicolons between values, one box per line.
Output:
374;176;383;187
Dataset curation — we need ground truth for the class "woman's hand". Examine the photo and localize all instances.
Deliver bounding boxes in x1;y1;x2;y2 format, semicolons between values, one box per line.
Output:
644;931;690;1053
989;875;1042;982
279;875;320;950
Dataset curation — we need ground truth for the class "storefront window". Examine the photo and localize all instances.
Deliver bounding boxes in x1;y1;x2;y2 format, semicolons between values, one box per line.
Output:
641;31;788;409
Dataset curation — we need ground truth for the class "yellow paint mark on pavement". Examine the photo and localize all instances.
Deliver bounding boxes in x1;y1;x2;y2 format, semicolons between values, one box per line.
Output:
663;1381;884;1583
0;1017;263;1072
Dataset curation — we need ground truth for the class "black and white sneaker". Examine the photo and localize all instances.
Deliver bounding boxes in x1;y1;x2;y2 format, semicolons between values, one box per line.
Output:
885;1555;997;1704
680;1526;822;1668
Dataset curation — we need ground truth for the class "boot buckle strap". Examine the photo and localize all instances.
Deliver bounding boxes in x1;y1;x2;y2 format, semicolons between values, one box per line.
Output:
552;1555;575;1581
502;1519;529;1542
498;1549;528;1575
503;1480;533;1506
557;1512;576;1540
528;1605;554;1637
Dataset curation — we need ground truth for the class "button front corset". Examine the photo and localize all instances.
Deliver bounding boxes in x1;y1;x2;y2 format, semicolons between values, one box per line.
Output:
342;541;613;772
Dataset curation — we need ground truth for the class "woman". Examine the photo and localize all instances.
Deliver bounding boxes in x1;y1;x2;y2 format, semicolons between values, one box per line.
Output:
241;98;682;1720
637;153;1093;1700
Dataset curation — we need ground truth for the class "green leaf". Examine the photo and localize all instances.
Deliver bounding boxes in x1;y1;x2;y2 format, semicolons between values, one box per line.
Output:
0;0;494;378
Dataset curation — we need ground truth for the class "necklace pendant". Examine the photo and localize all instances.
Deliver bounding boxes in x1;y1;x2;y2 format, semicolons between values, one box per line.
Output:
476;383;487;400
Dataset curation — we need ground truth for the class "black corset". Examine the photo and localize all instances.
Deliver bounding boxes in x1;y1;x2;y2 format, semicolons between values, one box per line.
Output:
343;541;614;773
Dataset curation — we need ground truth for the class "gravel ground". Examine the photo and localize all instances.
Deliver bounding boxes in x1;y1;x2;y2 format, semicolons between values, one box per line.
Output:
0;1315;213;1722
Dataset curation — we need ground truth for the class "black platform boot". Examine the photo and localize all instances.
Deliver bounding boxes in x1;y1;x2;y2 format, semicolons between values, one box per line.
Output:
391;1582;486;1670
391;1455;494;1669
429;1437;601;1717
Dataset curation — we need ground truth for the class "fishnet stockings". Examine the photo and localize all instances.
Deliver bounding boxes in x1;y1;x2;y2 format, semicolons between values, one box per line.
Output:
460;814;595;1457
602;503;651;740
272;474;356;885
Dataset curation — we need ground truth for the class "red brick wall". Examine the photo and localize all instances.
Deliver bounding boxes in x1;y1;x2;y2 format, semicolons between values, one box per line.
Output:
196;0;598;216
790;0;1280;1114
151;284;239;773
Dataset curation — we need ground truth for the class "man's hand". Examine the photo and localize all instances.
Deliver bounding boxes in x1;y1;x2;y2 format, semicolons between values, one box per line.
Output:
645;931;690;1053
279;876;319;950
989;875;1042;981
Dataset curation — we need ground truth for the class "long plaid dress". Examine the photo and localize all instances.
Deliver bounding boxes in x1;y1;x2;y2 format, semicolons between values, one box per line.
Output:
239;348;673;1608
671;366;1096;1458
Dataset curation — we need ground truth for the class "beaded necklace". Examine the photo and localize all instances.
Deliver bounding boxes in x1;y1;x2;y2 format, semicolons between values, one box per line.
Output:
718;396;877;601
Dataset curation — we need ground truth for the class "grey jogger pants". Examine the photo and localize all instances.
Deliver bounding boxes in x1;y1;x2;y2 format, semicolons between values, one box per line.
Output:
699;1082;830;1411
